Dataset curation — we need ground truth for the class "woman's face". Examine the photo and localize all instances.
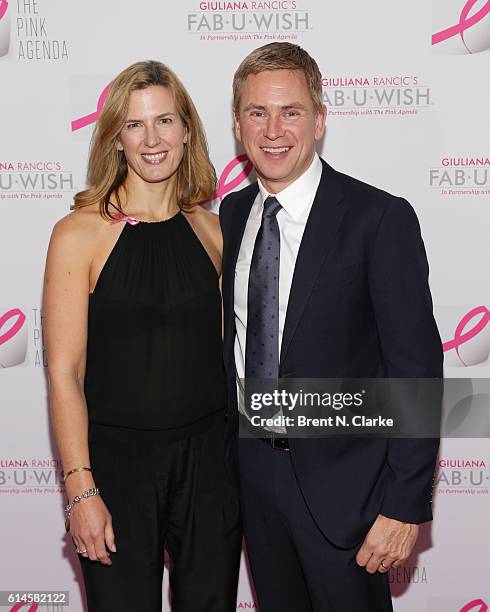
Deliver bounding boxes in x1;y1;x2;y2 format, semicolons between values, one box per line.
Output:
116;85;188;185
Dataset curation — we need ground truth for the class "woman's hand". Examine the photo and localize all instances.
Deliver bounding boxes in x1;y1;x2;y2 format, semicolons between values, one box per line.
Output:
68;494;116;565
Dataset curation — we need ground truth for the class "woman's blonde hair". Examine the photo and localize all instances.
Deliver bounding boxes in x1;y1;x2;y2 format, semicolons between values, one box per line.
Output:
73;60;216;218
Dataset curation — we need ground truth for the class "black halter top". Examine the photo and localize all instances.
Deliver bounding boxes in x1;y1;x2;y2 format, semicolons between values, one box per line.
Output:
84;210;227;433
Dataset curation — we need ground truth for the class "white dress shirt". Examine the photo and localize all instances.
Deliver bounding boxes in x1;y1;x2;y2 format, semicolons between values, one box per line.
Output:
234;154;323;430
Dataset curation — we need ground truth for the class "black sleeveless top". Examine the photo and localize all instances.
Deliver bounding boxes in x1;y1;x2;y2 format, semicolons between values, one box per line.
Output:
84;211;227;433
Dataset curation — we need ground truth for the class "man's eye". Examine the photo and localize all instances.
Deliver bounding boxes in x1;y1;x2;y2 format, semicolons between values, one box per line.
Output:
251;111;265;118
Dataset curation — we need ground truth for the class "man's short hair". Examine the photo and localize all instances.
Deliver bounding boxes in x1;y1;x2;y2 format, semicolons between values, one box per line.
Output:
233;42;324;115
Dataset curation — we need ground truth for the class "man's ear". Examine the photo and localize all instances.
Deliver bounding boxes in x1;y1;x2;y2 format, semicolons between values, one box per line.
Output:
233;111;242;142
314;104;327;141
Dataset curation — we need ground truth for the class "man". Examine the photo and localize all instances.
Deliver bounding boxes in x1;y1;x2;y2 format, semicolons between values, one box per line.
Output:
219;43;442;612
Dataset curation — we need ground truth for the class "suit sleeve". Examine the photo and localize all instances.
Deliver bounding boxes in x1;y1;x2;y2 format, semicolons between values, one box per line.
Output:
368;197;443;524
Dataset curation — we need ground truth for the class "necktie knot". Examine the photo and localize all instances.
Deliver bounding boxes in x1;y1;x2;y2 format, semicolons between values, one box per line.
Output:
263;195;282;218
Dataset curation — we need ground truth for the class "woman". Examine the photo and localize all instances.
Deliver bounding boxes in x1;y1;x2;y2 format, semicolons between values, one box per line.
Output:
44;60;241;611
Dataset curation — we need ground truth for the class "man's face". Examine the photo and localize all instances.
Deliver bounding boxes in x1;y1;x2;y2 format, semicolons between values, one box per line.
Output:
234;69;326;193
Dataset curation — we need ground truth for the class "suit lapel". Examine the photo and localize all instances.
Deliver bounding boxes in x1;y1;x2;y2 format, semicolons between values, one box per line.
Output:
280;161;345;368
222;184;258;367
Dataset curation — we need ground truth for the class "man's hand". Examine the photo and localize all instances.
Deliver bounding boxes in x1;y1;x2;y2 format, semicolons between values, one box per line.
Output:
356;514;419;574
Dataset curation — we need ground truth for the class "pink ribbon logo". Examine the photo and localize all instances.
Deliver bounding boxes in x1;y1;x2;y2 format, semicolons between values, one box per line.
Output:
442;305;490;366
0;0;8;21
10;604;39;612
110;212;140;225
212;154;254;202
460;598;488;612
71;82;112;132
0;308;26;347
432;0;490;53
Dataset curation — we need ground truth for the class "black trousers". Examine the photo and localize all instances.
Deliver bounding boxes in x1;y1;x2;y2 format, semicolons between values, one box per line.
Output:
238;436;393;612
81;417;242;612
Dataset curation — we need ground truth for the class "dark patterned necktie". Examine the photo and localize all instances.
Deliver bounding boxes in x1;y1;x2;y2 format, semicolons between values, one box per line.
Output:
245;196;282;417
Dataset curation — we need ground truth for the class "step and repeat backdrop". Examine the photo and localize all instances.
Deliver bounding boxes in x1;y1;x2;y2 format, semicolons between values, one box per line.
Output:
1;0;489;610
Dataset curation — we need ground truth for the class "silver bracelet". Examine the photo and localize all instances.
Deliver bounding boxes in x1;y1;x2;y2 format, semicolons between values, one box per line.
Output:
64;487;100;522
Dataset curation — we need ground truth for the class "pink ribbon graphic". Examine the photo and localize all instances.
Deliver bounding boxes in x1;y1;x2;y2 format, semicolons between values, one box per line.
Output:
442;305;490;366
71;82;112;132
10;604;39;612
0;308;26;347
460;598;488;612
432;0;490;52
212;154;254;202
0;0;8;21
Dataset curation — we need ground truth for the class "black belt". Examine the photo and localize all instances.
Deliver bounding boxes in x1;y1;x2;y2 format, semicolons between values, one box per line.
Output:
238;414;290;451
260;436;290;451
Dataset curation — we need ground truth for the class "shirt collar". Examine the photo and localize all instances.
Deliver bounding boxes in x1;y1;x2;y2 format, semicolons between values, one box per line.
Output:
257;153;322;221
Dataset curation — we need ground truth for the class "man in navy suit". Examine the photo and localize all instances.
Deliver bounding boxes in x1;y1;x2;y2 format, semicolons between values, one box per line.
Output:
219;42;442;611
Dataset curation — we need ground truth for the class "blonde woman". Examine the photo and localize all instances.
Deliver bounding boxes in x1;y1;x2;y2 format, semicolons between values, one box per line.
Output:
44;61;241;611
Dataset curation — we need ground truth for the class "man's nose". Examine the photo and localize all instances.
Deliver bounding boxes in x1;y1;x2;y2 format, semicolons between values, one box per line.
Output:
264;114;284;140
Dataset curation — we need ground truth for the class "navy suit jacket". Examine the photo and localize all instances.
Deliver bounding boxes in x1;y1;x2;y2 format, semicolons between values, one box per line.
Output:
219;159;443;548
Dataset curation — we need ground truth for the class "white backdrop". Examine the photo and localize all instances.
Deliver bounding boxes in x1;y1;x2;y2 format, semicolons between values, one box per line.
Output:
0;1;489;610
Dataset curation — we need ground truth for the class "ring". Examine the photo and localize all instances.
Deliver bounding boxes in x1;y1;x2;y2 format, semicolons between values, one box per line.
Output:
76;548;87;554
380;560;388;569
